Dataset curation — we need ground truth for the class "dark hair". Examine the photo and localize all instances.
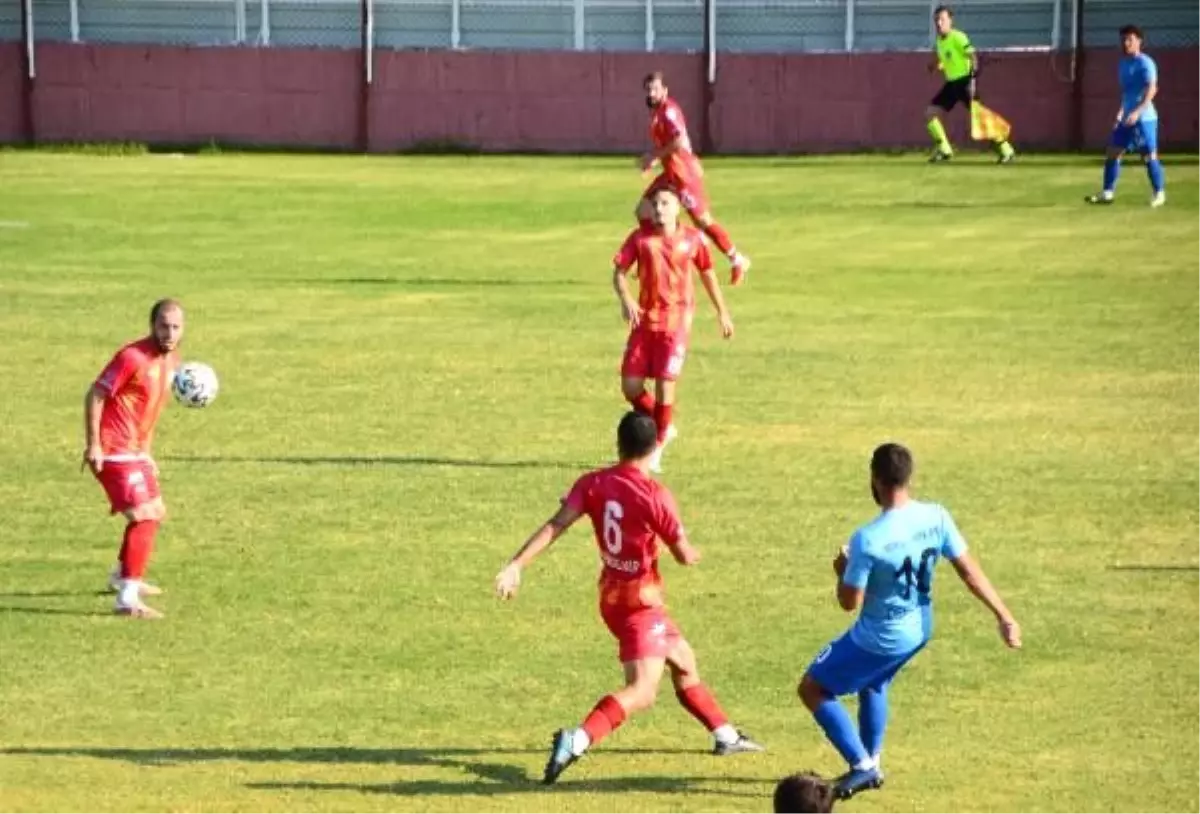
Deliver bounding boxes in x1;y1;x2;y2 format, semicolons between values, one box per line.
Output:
774;772;835;813
870;442;913;490
1119;24;1144;41
617;411;659;460
933;4;953;17
150;298;183;324
643;70;666;86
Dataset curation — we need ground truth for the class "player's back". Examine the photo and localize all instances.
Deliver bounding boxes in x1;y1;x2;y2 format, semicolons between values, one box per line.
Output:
847;499;966;655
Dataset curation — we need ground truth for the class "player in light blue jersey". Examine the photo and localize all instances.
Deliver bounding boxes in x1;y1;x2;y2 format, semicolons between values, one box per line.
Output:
1086;25;1166;207
797;443;1021;801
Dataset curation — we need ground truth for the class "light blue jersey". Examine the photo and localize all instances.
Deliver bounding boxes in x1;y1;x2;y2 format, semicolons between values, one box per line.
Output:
1120;53;1158;122
843;500;967;656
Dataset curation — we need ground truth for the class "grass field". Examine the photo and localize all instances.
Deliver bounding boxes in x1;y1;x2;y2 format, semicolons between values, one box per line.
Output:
0;150;1196;813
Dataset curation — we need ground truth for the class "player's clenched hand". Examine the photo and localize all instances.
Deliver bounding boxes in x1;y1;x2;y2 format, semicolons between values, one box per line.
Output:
494;563;522;600
998;618;1022;649
717;311;734;339
83;444;104;475
637;152;656;173
1123;111;1141;126
671;542;701;566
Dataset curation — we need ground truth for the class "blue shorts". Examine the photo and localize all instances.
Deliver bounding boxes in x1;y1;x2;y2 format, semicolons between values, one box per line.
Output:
1110;120;1159;155
805;631;924;697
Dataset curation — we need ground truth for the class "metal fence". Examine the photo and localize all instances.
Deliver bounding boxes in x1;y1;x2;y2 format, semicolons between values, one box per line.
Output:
2;0;1196;50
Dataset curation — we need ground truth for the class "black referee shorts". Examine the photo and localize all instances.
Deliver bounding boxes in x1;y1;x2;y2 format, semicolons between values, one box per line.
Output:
931;77;974;112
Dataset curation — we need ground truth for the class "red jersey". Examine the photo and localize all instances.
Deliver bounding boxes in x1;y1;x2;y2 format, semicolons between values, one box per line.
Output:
650;98;703;187
565;463;684;618
614;224;713;333
93;337;178;457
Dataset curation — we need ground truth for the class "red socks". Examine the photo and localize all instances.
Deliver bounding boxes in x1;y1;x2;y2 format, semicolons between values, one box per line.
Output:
120;520;159;580
676;683;729;731
581;695;627;748
653;403;673;443
630;391;656;415
702;222;735;255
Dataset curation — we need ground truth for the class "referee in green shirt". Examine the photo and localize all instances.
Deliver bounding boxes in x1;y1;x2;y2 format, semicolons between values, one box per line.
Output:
926;5;1015;163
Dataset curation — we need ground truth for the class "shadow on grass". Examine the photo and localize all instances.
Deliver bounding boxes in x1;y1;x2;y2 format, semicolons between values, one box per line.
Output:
1;746;764;799
1106;564;1198;573
294;277;586;288
162;455;593;471
0;606;113;617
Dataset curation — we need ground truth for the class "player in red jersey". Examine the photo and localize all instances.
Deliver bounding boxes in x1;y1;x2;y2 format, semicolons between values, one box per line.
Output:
615;186;734;473
638;70;752;286
83;299;184;619
495;411;764;785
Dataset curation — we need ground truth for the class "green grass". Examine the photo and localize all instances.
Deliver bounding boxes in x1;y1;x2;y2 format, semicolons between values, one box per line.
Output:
0;151;1196;813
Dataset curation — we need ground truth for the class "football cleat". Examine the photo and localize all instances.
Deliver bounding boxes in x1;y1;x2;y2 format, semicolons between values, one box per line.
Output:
542;729;579;785
713;731;765;756
833;766;884;800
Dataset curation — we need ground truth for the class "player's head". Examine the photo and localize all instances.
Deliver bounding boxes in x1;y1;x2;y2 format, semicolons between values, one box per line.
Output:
149;298;185;353
1119;24;1144;55
617;411;659;462
643;71;668;108
773;772;836;813
933;5;953;35
869;442;913;506
650;187;681;228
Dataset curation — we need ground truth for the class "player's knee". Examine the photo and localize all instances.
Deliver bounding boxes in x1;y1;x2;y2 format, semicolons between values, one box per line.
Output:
797;673;827;711
925;107;941;121
626;683;658;712
621;380;644;402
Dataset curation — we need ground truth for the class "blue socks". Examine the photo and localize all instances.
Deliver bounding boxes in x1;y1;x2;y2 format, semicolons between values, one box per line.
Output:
1147;159;1165;193
858;686;889;759
1103;158;1121;193
813;699;870;768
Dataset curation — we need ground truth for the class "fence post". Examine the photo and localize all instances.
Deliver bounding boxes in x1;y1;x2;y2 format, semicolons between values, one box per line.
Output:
69;0;80;42
235;0;247;43
643;0;654;51
844;0;854;51
20;0;34;143
1050;0;1061;48
1069;0;1085;149
359;0;373;152
573;0;584;50
258;0;271;44
701;0;715;154
451;0;461;48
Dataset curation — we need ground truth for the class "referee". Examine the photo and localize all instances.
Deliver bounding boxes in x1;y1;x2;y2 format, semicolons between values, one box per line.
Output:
925;5;1016;164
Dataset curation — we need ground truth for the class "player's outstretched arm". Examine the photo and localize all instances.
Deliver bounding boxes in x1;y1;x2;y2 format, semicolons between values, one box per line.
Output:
495;504;583;600
697;270;734;339
83;385;107;474
613;266;640;329
949;552;1021;648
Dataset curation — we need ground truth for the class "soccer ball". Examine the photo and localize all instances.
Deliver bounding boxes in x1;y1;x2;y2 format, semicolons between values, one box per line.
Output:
172;362;219;408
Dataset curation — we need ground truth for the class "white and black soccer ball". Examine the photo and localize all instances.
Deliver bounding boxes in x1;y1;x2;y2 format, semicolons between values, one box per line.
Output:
172;361;219;408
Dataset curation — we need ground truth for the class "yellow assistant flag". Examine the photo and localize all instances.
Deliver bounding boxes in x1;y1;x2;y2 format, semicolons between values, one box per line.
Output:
970;101;1012;142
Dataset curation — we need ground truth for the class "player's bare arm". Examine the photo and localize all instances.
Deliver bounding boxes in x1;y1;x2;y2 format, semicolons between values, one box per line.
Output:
495;504;584;600
612;266;640;329
665;532;701;566
83;385;107;474
836;580;863;612
697;269;734;339
949;552;1022;648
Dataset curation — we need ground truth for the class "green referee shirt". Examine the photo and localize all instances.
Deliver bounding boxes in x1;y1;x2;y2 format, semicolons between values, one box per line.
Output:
936;29;974;81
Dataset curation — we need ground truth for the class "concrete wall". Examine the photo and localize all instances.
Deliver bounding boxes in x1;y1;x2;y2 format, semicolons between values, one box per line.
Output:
1;42;1196;152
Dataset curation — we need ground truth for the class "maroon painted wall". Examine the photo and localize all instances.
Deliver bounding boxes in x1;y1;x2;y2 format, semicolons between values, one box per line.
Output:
1;42;1196;152
0;43;24;142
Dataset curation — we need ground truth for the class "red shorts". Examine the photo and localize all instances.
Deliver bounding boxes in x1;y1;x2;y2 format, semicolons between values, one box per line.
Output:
603;607;682;663
94;458;160;514
622;328;689;382
643;173;710;220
